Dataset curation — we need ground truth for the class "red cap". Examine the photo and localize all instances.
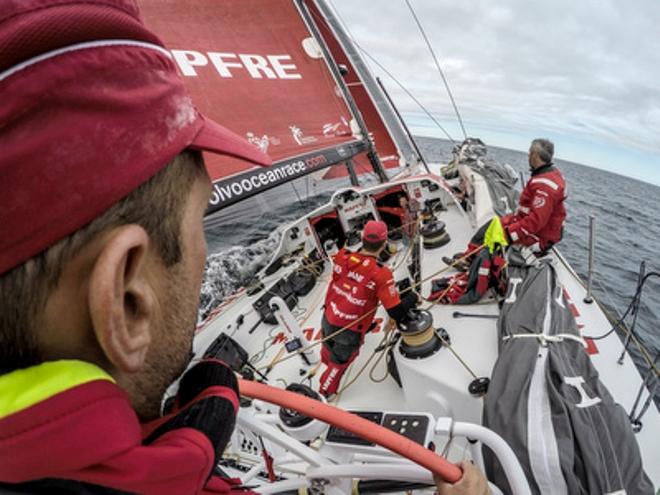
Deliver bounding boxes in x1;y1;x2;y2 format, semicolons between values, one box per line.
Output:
362;221;388;243
0;0;272;275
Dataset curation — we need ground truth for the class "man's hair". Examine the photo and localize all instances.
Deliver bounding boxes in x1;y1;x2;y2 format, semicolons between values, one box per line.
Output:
362;239;386;253
531;138;554;164
0;150;204;373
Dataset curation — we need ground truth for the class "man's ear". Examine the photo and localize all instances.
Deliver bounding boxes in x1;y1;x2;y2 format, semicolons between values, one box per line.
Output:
88;225;155;373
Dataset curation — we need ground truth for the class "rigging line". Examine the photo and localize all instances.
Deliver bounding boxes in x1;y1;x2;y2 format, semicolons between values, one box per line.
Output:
421;283;480;380
598;303;658;377
257;244;485;371
403;0;468;140
369;327;399;383
337;330;390;395
306;4;455;144
249;265;329;371
629;352;659;423
326;0;378;76
585;271;660;376
355;41;455;143
289;181;304;206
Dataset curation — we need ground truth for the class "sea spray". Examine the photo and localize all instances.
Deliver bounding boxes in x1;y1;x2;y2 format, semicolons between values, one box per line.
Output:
199;231;281;321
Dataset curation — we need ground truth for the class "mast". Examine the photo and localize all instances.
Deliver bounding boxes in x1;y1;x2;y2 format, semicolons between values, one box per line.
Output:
345;159;360;186
297;0;389;183
312;0;418;167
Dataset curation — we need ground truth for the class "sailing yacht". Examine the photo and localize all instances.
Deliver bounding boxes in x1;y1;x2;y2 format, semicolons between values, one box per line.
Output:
139;1;659;493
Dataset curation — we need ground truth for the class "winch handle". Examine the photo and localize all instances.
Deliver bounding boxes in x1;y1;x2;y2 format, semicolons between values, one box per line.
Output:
238;378;462;483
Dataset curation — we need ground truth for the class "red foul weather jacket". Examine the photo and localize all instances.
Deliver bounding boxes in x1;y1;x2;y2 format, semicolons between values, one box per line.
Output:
0;360;246;495
324;249;400;334
502;164;566;250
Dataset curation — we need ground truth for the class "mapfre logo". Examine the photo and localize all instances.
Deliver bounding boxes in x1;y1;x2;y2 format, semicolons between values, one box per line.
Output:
533;194;546;209
171;50;302;80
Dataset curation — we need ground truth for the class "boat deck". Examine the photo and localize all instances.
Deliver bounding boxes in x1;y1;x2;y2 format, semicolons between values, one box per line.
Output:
195;178;659;488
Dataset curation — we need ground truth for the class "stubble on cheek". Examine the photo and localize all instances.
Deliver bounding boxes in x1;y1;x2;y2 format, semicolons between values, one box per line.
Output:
130;267;199;421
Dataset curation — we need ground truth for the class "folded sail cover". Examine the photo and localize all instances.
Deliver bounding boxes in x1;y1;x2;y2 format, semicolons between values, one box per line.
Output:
139;0;403;210
483;252;653;494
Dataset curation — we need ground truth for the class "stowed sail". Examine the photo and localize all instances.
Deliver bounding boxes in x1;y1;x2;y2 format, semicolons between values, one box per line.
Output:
138;0;412;213
484;249;654;494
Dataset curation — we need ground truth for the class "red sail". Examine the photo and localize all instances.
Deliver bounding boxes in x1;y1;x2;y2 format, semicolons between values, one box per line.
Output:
138;0;362;184
303;0;404;178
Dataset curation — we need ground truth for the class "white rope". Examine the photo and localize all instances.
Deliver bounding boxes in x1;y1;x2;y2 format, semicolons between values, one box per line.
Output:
503;333;588;349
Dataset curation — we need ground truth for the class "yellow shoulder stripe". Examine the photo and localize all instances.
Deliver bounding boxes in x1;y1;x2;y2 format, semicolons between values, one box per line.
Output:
0;360;114;418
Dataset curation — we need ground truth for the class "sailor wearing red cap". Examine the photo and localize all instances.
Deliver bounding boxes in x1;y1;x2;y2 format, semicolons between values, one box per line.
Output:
0;1;270;493
319;220;418;397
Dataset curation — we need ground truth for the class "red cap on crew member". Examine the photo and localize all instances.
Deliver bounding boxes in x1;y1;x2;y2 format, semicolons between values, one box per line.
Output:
362;220;388;243
0;0;272;275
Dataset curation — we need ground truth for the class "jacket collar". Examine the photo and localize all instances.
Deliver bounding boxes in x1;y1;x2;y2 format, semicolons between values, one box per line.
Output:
0;360;114;420
531;163;555;176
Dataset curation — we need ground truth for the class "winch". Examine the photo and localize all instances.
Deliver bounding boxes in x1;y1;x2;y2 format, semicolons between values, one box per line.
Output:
397;309;444;359
420;220;450;249
278;383;328;442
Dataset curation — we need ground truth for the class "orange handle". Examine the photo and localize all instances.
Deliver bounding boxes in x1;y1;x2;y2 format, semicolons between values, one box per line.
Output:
238;378;462;483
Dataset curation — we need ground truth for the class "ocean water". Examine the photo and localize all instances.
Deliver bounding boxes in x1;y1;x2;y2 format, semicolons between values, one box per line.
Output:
202;136;659;407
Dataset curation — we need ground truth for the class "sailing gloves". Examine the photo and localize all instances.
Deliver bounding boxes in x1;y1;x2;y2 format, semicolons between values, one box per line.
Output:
144;360;239;465
386;290;420;325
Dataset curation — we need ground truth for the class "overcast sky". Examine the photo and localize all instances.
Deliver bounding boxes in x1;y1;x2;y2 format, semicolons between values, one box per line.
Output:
331;0;660;186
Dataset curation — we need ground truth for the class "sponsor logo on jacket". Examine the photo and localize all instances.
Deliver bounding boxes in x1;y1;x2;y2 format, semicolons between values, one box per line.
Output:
331;284;367;307
329;300;359;320
347;271;364;283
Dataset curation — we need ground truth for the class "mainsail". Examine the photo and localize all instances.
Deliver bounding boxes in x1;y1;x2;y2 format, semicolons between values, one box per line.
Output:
138;0;408;212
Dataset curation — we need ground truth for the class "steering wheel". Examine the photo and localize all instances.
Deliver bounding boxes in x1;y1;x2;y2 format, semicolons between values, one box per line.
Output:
238;378;462;483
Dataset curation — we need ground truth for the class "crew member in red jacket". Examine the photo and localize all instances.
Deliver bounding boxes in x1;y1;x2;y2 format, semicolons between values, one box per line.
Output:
444;138;567;270
319;220;418;397
501;138;566;251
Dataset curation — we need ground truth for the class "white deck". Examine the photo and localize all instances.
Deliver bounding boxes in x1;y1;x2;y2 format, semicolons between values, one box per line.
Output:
195;172;659;490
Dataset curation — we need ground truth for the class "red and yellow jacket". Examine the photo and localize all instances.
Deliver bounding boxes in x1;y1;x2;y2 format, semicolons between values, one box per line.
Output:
0;360;243;494
324;249;400;334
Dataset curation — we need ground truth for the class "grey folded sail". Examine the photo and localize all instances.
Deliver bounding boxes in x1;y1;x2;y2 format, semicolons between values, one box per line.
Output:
483;249;653;494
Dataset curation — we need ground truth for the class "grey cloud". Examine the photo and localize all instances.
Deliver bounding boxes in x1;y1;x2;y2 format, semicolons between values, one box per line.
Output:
331;0;660;153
